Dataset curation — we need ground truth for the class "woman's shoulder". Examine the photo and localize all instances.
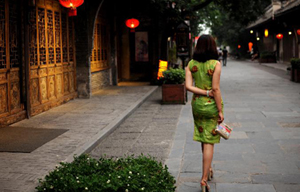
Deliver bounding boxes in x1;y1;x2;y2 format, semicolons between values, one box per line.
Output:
207;59;220;65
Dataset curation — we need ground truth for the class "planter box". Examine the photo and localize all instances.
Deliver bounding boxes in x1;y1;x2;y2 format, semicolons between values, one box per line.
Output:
259;58;276;63
162;84;186;104
293;68;300;83
290;68;300;82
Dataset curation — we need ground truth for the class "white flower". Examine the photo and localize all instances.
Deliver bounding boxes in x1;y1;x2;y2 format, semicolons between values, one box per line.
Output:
50;186;53;189
129;171;132;174
118;176;121;179
77;180;80;183
141;187;145;190
76;177;79;179
125;189;129;192
107;180;110;183
44;188;46;191
85;187;88;190
127;184;130;186
128;176;131;179
143;175;146;177
96;163;99;166
137;173;140;175
87;158;90;161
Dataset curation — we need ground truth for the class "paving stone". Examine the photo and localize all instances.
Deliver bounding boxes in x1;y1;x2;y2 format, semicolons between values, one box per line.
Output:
252;174;300;184
273;184;300;192
177;182;216;192
216;183;276;192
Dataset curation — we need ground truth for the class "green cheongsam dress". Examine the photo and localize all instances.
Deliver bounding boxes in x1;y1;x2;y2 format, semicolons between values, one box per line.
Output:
189;59;223;144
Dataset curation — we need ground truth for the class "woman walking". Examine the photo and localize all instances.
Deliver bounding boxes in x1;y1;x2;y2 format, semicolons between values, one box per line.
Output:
185;35;224;192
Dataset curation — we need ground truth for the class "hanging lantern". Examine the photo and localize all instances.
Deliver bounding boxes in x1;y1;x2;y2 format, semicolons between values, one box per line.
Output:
289;31;292;35
264;29;269;37
297;29;300;36
125;18;140;29
59;0;84;16
248;42;253;52
250;30;253;34
276;33;283;40
238;45;241;49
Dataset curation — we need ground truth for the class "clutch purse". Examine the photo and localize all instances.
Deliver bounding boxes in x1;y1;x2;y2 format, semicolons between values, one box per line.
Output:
215;123;232;140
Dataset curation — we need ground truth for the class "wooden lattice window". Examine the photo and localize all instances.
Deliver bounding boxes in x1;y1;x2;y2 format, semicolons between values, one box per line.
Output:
0;0;6;69
28;0;76;112
91;14;109;72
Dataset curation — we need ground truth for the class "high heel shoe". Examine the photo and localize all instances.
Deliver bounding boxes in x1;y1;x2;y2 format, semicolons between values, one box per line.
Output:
201;180;210;192
208;169;214;181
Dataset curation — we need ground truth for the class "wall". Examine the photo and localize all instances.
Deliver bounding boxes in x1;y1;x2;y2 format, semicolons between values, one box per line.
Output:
91;69;111;93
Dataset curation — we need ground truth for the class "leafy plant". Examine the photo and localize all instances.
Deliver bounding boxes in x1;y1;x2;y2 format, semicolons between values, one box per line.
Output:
160;68;185;84
260;51;276;59
36;154;176;192
291;58;300;69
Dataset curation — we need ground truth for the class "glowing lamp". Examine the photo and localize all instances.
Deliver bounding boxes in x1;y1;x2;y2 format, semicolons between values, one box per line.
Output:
289;31;292;35
276;33;283;40
125;18;140;29
250;30;253;34
248;42;253;52
256;37;260;41
157;60;168;80
297;29;300;36
59;0;84;16
264;29;268;37
238;45;241;49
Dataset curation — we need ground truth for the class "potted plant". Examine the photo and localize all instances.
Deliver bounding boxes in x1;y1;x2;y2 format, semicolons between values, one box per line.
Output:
259;51;276;63
290;58;300;82
160;68;186;104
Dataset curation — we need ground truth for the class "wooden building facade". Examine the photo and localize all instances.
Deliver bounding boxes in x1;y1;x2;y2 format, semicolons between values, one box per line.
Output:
0;0;169;127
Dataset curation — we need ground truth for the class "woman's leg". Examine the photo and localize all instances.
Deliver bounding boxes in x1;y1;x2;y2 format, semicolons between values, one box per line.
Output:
201;143;214;182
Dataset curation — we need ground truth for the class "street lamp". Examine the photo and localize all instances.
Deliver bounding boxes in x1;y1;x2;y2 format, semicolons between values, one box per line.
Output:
264;29;269;37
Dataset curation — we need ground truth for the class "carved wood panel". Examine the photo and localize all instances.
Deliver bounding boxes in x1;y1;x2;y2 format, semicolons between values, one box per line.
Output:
0;0;23;119
91;12;110;72
29;0;76;114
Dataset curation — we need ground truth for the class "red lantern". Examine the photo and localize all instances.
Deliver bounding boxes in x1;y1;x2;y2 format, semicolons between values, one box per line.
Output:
276;33;283;40
125;18;140;29
59;0;84;16
297;29;300;36
248;42;253;52
238;45;241;49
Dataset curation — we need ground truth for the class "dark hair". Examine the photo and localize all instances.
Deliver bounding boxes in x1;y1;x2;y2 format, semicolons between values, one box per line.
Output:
193;34;218;63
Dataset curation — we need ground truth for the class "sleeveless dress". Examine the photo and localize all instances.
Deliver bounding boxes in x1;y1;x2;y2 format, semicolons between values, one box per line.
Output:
188;59;223;144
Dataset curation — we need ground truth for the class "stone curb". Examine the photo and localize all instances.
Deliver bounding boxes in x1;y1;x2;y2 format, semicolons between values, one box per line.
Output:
165;105;186;182
64;86;158;163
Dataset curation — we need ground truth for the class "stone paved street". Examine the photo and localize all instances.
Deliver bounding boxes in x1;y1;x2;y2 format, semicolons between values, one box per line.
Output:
90;88;182;162
0;59;299;192
166;60;300;192
0;86;157;192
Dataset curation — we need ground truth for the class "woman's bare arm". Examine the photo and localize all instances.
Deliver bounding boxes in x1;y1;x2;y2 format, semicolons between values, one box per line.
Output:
212;61;224;123
185;65;213;97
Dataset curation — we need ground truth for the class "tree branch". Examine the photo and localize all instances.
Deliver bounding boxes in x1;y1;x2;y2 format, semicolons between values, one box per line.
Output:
191;0;214;11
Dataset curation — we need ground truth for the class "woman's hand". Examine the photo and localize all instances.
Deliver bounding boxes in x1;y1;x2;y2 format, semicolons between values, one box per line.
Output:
209;90;214;97
218;111;224;124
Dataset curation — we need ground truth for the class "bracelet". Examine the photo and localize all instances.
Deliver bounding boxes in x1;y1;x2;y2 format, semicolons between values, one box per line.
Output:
206;90;209;97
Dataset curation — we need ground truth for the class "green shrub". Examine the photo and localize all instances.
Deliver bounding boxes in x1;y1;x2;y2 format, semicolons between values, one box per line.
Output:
260;51;276;59
160;68;185;84
291;58;300;69
36;154;176;192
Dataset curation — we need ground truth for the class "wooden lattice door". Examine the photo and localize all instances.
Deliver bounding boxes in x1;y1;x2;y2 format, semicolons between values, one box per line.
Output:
0;0;25;125
29;0;76;116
